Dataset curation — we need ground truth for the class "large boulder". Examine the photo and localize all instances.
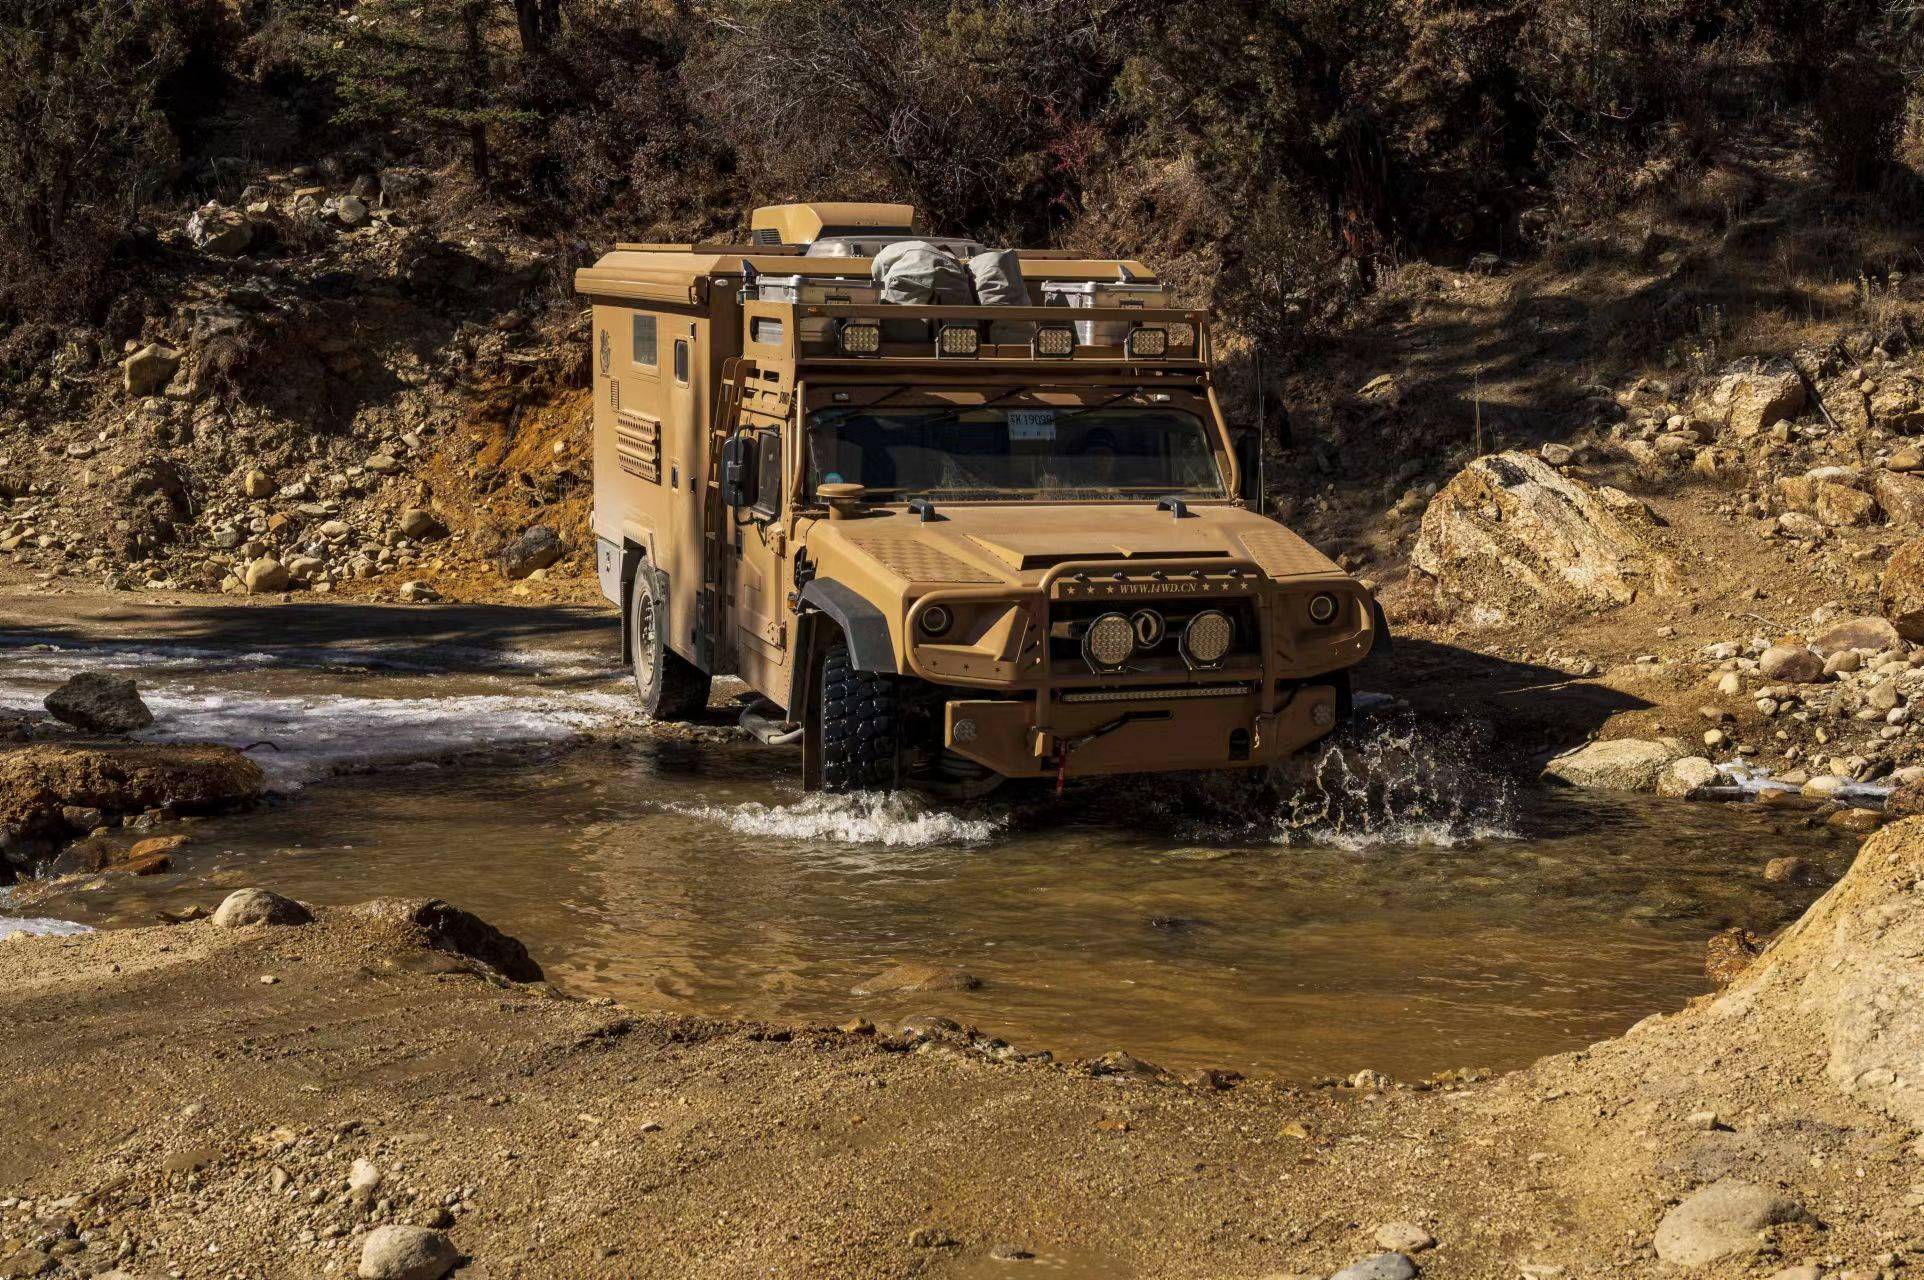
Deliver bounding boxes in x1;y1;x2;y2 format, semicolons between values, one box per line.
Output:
1410;452;1679;623
1880;538;1924;641
244;557;290;594
122;344;181;397
497;525;562;580
1543;738;1685;793
43;673;153;734
1653;1180;1809;1266
1695;359;1806;438
0;744;264;840
1740;817;1924;1126
1812;615;1902;656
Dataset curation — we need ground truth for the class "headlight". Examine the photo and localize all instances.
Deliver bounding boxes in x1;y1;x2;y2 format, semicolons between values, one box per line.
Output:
918;604;952;637
1181;609;1234;666
1082;612;1135;670
936;324;979;357
1308;592;1340;625
1125;326;1167;358
1165;322;1195;349
1033;325;1076;358
837;320;880;355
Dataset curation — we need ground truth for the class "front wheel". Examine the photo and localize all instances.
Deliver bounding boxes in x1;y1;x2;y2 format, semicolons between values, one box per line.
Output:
629;567;711;721
818;640;902;791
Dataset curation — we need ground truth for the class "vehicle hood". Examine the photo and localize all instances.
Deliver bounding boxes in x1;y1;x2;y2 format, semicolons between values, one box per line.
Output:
806;503;1343;588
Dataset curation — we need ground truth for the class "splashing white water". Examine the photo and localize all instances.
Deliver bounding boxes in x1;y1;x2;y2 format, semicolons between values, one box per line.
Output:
1267;713;1519;847
0;915;92;941
674;790;1005;848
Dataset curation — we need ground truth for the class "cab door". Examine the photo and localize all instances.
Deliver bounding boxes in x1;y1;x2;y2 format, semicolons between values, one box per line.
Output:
730;400;791;695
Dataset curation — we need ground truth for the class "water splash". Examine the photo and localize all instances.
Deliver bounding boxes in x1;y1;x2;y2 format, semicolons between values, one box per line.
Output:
674;790;1006;847
1267;709;1518;847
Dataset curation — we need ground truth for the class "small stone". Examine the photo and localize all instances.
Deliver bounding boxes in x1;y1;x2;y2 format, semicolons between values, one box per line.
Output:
1686;1110;1724;1131
122;344;180;396
1766;1268;1823;1280
1824;650;1862;676
241;468;274;498
907;1227;956;1249
399;580;440;603
1828;807;1883;834
497;524;563;580
213;888;313;929
399;508;446;541
1653;1179;1809;1266
988;1243;1035;1261
357;1224;457;1280
1373;1223;1436;1253
335;194;370;227
365;453;401;475
1763;856;1807;884
43;672;153;733
1329;1253;1418;1280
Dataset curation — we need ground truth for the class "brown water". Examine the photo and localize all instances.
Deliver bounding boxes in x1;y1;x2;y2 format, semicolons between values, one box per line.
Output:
16;717;1853;1081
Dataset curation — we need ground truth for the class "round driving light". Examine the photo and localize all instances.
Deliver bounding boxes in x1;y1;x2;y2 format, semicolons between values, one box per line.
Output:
1312;702;1335;728
919;604;952;637
953;717;978;743
1308;592;1340;625
1082;612;1136;670
1182;609;1234;666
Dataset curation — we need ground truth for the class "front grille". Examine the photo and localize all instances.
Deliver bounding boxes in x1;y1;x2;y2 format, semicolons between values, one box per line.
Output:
1047;595;1260;674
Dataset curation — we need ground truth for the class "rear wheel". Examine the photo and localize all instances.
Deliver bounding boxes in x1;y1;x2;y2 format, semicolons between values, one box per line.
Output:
629;566;711;721
818;640;902;791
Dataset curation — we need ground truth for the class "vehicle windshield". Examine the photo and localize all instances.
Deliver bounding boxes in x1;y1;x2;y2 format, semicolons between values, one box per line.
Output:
806;401;1225;501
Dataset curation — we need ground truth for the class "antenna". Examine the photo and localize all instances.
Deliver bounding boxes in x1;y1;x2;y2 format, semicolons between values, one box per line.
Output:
1255;344;1267;516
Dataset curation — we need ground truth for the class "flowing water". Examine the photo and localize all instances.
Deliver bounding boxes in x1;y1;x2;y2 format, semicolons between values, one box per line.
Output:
5;623;1853;1080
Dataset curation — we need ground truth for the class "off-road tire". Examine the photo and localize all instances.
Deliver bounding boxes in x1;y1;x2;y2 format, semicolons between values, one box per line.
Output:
818;641;902;791
629;567;711;722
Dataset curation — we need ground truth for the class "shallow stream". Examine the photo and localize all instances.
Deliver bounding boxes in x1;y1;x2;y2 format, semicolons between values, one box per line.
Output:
4;628;1852;1079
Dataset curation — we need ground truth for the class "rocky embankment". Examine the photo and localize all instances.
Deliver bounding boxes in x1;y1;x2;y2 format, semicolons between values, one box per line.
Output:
0;163;593;606
4;817;1924;1279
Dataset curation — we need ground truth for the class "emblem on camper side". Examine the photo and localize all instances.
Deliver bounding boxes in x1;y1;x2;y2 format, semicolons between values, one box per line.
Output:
599;330;611;376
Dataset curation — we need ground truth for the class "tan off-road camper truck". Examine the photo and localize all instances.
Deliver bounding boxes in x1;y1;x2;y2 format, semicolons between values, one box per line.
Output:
576;202;1382;793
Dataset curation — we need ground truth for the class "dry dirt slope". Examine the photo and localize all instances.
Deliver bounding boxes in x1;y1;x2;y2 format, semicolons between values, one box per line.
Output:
3;821;1924;1279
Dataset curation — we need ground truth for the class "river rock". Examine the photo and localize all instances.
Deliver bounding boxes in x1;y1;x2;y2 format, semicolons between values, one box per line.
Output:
1763;856;1808;883
240;468;274;499
334;194;370;228
244;557;289;594
1658;756;1721;799
357;1225;456;1280
497;524;562;580
1652;1179;1809;1266
354;897;544;982
1757;645;1823;683
1882;538;1924;641
1543;738;1683;793
1814;616;1900;657
43;672;153;734
1372;1224;1435;1253
1329;1253;1418;1280
122;344;181;397
214;888;313;929
1410;451;1678;622
853;963;983;995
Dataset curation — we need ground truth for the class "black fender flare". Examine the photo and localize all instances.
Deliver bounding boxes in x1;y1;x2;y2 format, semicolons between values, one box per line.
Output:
1368;598;1393;658
795;579;898;674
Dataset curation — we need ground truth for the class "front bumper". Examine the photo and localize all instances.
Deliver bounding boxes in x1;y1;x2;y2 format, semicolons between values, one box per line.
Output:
942;682;1339;779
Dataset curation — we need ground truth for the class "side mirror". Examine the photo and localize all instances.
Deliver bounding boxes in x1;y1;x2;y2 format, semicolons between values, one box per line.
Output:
1230;425;1263;511
720;433;758;508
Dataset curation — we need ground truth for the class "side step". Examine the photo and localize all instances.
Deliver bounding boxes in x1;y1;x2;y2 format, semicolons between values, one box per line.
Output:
738;699;803;746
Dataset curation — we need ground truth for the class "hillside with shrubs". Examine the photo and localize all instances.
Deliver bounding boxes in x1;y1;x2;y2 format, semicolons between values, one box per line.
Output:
0;0;1918;609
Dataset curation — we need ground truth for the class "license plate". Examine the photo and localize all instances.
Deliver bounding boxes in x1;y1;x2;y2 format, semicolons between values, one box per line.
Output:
1007;409;1057;441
